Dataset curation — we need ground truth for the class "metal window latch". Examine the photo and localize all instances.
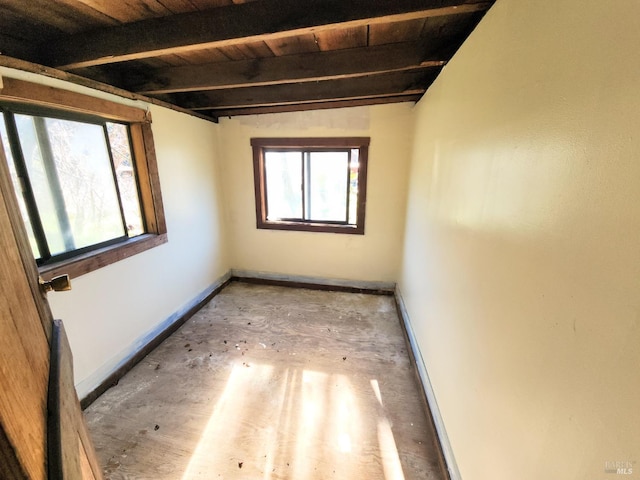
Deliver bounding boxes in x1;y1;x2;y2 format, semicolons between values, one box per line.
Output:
39;274;72;293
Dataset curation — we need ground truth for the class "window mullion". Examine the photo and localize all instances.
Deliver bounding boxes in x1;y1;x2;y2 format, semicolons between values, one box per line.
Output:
33;116;76;252
3;112;51;262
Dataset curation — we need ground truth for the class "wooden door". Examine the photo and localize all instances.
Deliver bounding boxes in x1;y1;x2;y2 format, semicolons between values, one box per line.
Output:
0;124;102;478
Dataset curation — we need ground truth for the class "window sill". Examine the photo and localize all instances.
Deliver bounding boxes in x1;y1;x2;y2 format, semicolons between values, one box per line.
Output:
39;233;167;281
258;220;364;235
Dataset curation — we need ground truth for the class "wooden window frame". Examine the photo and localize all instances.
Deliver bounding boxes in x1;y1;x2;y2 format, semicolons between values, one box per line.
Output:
251;137;369;235
0;77;167;280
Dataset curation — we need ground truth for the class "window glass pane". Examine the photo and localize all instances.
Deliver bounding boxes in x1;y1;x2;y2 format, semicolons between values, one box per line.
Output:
265;151;302;220
107;123;144;236
14;115;68;255
308;151;349;222
0;115;40;258
15;114;125;255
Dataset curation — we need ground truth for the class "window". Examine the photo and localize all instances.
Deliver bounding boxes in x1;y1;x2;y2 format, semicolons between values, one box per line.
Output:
0;78;166;279
252;137;370;234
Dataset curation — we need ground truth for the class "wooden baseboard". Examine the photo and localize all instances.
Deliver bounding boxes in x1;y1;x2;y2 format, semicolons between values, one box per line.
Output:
394;287;460;480
80;276;231;410
230;270;395;295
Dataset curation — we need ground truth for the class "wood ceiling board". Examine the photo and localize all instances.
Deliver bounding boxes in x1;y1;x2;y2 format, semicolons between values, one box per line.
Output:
161;70;437;109
128;41;442;94
211;94;423;117
186;0;234;8
0;34;34;59
369;18;427;45
65;64;127;86
314;26;368;51
40;0;493;70
0;7;67;42
264;34;320;57
158;0;204;13
12;0;121;30
137;57;181;68
169;47;234;64
421;10;484;37
72;0;173;22
416;11;488;59
231;41;275;60
0;0;113;34
147;54;191;66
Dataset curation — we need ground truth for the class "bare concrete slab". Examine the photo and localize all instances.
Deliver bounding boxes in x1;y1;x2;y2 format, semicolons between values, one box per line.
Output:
85;282;445;479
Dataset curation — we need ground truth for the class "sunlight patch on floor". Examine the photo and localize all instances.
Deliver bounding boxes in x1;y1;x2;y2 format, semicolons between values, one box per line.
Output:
181;363;274;479
179;364;408;479
378;417;406;480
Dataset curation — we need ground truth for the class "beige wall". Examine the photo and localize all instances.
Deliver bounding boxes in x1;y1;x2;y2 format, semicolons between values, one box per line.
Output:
399;0;640;478
0;67;231;397
217;104;413;283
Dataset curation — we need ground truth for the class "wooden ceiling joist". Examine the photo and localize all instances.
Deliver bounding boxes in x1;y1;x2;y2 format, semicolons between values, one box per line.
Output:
163;70;437;110
125;42;447;94
210;95;424;118
39;0;492;70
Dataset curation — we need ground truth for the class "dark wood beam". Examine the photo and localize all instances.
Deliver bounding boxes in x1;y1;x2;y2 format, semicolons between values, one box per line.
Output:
124;41;445;94
0;34;34;60
41;0;493;70
211;95;423;118
157;70;438;110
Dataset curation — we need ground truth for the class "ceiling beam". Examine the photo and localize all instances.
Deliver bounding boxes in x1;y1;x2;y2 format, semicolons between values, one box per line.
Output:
41;0;493;70
125;41;446;94
210;95;424;118
158;70;437;110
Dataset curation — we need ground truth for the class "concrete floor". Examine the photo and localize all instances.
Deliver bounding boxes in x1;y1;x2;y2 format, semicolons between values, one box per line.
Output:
85;282;445;479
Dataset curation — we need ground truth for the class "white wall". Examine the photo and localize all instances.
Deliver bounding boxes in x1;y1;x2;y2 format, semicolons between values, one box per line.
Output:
218;104;413;283
399;0;640;478
0;67;231;398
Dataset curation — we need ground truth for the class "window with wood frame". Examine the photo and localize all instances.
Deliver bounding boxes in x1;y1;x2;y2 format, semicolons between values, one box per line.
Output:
252;137;369;234
0;77;166;280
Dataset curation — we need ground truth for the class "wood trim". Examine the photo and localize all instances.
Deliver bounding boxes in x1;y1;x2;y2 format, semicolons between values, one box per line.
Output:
76;413;102;480
356;139;369;234
254;220;364;235
0;77;148;123
47;320;104;480
80;277;232;410
129;123;167;235
47;320;82;479
232;276;394;296
251;137;371;148
42;0;493;69
251;137;369;235
252;145;267;231
39;233;167;281
141;123;166;234
394;289;459;480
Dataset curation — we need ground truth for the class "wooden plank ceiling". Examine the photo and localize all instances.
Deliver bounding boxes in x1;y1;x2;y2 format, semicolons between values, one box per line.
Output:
0;0;495;121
